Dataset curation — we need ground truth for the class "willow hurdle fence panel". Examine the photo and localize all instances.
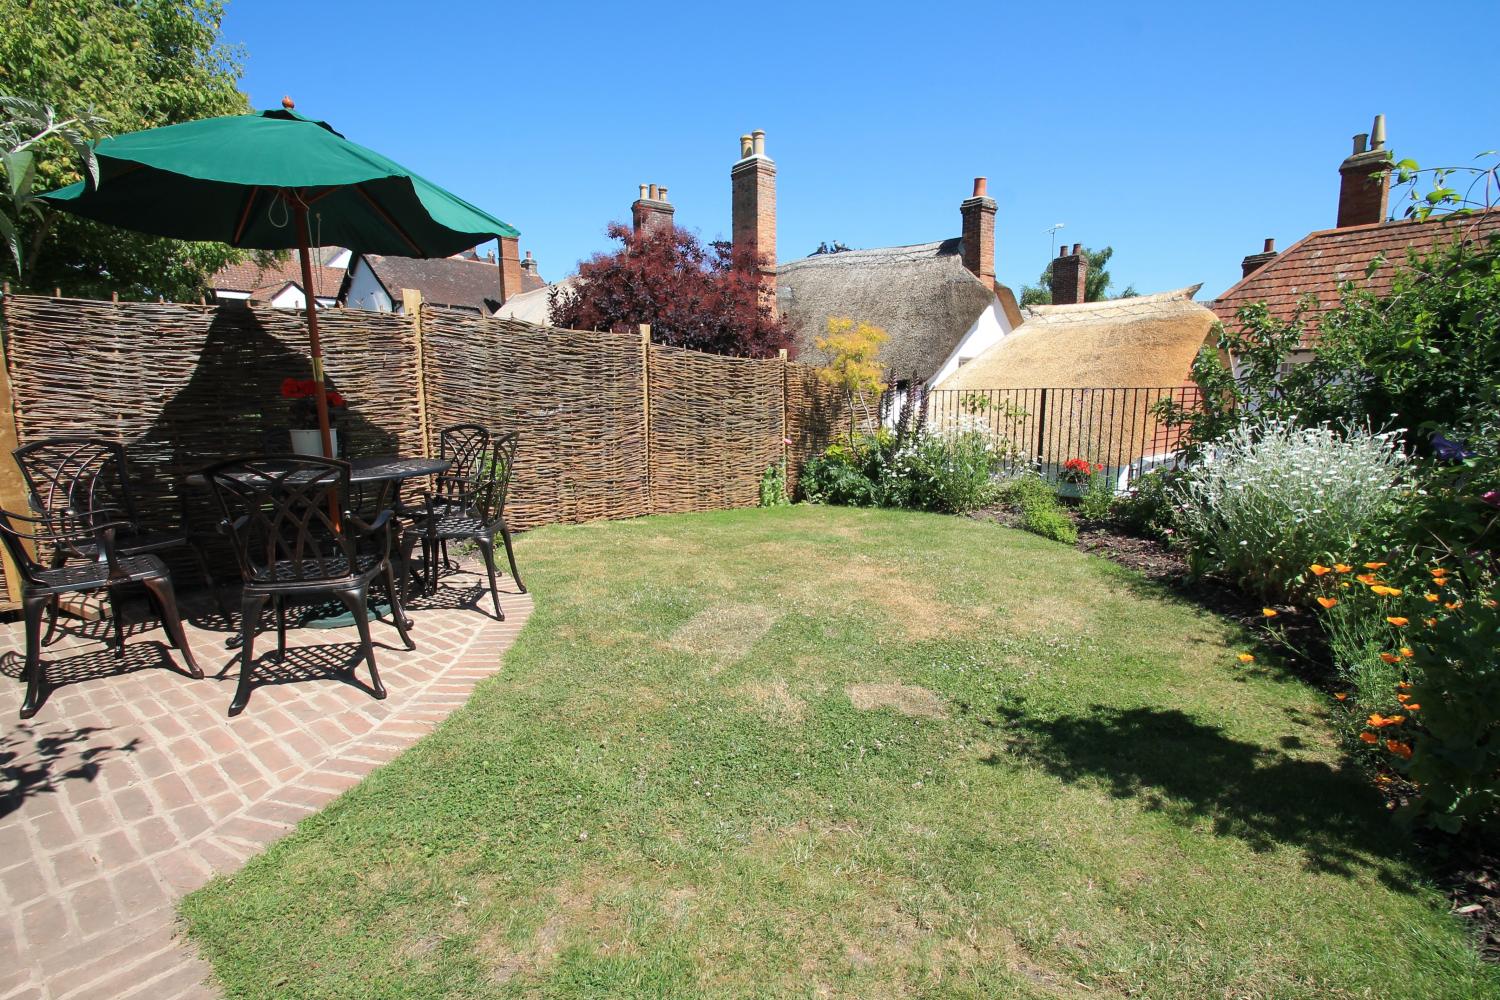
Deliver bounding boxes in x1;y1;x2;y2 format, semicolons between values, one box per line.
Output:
419;309;649;530
0;293;422;587
646;343;784;514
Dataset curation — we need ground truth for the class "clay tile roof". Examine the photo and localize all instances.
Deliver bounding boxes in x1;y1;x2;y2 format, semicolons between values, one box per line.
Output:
211;252;346;301
777;239;1003;383
1211;210;1500;341
362;254;530;314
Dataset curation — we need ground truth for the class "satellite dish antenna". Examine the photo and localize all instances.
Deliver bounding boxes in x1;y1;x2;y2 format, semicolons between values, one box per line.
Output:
1044;223;1066;258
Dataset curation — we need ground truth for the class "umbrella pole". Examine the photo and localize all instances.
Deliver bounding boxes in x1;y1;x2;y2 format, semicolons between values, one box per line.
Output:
293;200;335;460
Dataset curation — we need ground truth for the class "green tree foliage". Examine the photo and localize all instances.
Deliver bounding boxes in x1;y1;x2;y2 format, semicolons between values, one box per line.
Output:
1019;245;1138;306
0;0;249;299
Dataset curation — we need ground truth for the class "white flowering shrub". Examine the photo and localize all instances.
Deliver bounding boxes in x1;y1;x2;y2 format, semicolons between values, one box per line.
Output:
1171;421;1409;601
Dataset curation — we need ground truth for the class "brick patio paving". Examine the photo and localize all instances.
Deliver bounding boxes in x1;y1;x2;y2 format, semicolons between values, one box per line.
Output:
0;560;531;1000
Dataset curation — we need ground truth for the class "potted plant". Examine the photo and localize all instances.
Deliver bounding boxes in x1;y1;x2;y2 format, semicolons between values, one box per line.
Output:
1058;456;1102;498
281;376;347;456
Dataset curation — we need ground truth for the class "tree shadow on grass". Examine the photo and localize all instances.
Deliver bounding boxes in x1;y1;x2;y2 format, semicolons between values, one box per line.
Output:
992;701;1413;884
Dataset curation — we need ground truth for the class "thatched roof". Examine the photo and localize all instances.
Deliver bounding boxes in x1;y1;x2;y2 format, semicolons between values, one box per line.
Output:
936;286;1216;391
778;239;1000;383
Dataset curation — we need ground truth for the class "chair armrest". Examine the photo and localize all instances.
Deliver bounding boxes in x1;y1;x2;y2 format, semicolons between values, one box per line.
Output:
345;508;394;538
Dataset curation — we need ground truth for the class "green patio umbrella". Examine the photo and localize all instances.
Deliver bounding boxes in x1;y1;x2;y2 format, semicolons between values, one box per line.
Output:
41;99;518;458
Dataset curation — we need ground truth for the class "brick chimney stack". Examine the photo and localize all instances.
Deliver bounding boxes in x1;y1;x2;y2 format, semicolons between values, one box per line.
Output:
1337;114;1392;228
520;249;537;282
1049;243;1088;305
1241;237;1278;278
731;129;777;318
960;177;997;290
631;183;676;238
497;236;523;304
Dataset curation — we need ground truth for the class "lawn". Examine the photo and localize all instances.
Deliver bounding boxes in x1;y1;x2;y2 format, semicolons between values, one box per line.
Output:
182;506;1498;999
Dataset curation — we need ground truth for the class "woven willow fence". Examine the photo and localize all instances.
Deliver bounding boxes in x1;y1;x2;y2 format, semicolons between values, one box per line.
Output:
0;293;860;602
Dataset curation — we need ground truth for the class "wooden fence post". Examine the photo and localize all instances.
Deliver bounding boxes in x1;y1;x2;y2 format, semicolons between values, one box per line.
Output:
778;348;789;475
0;294;30;604
404;288;431;459
640;324;652;515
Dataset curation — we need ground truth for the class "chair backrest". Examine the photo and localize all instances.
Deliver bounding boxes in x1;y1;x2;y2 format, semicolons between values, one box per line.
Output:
439;424;490;483
471;433;519;526
13;437;138;529
203;456;357;586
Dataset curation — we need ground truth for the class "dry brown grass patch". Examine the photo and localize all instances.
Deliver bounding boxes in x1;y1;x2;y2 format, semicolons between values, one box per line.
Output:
847;682;947;720
737;676;806;723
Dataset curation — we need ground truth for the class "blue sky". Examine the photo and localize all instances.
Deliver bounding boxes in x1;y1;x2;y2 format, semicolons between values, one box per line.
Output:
223;0;1498;299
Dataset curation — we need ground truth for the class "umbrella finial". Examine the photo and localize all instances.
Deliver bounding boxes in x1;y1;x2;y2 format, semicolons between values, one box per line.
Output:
281;95;295;109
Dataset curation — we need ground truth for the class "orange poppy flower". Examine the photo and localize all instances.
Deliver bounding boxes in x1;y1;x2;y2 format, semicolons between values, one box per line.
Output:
1396;681;1412;690
1486;599;1499;609
1364;562;1388;570
1385;740;1413;759
1433;578;1448;588
1380;652;1402;664
1340;582;1351;589
1310;564;1332;576
1316;596;1339;609
1371;585;1402;597
1262;607;1278;618
1425;593;1440;603
1400;647;1413;658
1237;653;1255;663
1334;564;1354;573
1367;713;1404;727
1429;567;1448;577
1386;616;1409;627
1444;601;1463;611
1334;692;1348;701
1423;617;1437;627
1359;731;1379;744
1397;693;1410;703
1405;703;1421;712
1356;573;1378;586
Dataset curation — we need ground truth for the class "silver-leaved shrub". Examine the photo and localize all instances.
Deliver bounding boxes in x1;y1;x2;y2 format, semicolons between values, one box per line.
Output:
1171;420;1408;601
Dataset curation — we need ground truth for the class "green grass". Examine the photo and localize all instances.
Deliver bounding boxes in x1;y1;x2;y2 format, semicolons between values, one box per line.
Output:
182;506;1498;999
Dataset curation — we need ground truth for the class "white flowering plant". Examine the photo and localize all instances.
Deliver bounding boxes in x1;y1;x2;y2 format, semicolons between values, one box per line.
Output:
1171;420;1409;602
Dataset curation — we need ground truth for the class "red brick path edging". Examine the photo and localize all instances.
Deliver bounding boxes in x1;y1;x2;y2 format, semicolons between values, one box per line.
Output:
0;562;530;999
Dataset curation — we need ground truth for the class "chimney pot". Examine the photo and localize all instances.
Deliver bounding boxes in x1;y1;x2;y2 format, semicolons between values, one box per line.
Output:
639;183;648;199
1058;246;1067;258
658;186;668;202
972;177;987;197
648;183;659;200
1263;237;1275;253
740;134;753;158
1338;117;1392;227
1071;243;1081;256
752;129;766;157
525;250;533;261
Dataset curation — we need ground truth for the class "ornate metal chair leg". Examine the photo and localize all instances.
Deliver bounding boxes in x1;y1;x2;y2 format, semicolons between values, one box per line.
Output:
108;586;126;658
474;536;504;621
230;593;268;717
381;563;416;649
334;588;385;699
41;594;61;647
275;596;288;662
143;576;202;679
19;593;50;719
499;519;525;594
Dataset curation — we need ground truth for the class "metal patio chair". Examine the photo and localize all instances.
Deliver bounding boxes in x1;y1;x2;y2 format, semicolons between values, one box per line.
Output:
0;507;200;718
203;455;414;716
401;432;524;618
13;437;222;646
